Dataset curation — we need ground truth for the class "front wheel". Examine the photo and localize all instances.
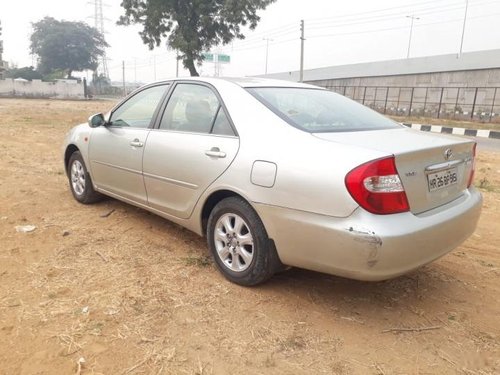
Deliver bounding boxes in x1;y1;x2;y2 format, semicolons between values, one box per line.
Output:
207;197;281;286
68;151;103;204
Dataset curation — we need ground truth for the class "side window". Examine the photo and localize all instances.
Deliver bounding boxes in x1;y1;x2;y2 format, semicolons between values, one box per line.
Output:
212;108;235;136
160;84;230;134
109;85;168;128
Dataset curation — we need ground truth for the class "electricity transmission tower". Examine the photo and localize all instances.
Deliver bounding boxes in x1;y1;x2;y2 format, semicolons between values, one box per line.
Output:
89;0;109;78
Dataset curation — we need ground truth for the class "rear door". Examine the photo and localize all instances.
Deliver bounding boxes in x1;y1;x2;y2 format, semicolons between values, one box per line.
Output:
143;82;239;219
89;84;170;204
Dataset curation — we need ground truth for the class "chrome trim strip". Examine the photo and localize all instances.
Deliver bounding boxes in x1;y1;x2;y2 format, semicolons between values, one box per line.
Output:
92;160;142;175
149;128;238;139
425;159;463;173
143;172;198;190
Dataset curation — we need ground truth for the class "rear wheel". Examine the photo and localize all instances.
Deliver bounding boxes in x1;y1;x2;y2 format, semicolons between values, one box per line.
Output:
68;151;102;204
207;196;280;286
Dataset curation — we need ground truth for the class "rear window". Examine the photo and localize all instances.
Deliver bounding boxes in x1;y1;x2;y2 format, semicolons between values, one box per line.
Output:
247;87;401;133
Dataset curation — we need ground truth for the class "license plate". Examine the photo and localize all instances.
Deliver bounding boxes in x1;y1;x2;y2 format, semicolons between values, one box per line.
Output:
427;167;458;192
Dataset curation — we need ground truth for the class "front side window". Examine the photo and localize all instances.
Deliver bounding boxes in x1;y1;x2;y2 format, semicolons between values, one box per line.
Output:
109;85;168;128
247;87;401;133
160;83;234;135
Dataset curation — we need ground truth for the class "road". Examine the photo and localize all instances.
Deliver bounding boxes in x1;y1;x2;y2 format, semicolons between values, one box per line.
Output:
458;135;500;152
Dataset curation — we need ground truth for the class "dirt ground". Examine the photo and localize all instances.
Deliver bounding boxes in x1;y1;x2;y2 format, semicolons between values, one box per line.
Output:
0;98;499;375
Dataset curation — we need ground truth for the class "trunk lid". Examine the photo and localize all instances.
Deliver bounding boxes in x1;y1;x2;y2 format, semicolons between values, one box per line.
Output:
313;127;475;214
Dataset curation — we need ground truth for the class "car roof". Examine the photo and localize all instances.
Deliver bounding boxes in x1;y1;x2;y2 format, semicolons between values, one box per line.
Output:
218;77;320;89
155;76;321;89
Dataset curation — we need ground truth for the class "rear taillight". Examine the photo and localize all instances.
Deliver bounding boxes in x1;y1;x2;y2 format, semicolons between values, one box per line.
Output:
345;156;409;215
467;143;477;188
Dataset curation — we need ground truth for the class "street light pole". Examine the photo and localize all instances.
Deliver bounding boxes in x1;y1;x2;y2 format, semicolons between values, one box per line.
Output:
153;55;157;81
176;51;179;77
122;60;126;96
459;0;469;57
263;37;273;74
299;20;305;82
134;58;137;85
406;15;420;59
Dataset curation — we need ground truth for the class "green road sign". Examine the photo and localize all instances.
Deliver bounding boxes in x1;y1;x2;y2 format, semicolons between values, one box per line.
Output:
218;54;230;63
202;53;230;64
202;53;215;62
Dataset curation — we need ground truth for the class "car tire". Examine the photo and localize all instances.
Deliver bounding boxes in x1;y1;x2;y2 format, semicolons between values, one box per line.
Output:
207;196;281;286
68;151;103;204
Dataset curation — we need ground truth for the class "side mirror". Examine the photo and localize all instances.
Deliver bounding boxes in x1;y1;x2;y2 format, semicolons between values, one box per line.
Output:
88;113;106;128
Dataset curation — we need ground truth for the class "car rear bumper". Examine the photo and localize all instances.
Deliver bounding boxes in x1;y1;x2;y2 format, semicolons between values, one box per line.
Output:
254;187;482;281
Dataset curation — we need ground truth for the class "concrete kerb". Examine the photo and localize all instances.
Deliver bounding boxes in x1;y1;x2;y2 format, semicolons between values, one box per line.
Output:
402;123;500;139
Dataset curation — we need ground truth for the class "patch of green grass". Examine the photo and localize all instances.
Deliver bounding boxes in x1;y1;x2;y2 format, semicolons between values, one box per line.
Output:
182;255;212;267
478;177;497;192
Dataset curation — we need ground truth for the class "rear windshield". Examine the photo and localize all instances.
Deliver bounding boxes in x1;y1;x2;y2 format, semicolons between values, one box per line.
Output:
247;87;401;133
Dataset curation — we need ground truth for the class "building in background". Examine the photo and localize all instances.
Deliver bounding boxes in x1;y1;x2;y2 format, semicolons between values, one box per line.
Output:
261;49;500;122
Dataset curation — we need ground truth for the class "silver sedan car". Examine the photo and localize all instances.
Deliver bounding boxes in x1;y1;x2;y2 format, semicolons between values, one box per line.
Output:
63;77;482;285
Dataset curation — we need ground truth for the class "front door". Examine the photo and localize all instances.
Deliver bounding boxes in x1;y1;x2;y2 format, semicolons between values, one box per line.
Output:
89;84;169;204
143;83;239;219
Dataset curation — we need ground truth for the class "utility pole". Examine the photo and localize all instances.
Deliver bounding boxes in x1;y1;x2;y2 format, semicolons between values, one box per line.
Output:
122;60;126;96
263;37;273;75
459;0;469;57
176;51;179;77
134;58;137;85
406;15;420;59
153;55;157;81
299;20;305;82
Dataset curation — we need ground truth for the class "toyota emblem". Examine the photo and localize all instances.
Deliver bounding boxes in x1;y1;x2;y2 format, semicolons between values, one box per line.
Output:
444;148;453;160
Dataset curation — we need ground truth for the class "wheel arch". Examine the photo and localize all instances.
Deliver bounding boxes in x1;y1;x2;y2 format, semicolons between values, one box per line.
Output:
200;189;249;236
64;144;80;176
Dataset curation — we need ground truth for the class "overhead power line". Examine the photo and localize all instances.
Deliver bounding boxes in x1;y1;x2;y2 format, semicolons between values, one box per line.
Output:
306;11;500;40
232;0;494;50
306;0;481;25
306;0;494;30
230;0;495;51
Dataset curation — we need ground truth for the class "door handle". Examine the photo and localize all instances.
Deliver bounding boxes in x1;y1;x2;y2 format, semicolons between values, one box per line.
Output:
205;147;226;158
130;139;144;148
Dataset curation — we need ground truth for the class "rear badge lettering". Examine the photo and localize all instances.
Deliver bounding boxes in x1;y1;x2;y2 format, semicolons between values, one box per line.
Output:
444;148;453;160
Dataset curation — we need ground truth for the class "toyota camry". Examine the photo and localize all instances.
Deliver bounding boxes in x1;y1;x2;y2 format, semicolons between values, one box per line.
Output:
63;77;482;285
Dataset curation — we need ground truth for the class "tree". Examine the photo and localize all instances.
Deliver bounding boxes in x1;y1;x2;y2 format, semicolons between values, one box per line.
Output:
5;66;43;80
30;17;108;78
118;0;276;76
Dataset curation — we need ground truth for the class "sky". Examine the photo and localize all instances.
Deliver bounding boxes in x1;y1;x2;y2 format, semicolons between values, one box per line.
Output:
1;0;500;84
